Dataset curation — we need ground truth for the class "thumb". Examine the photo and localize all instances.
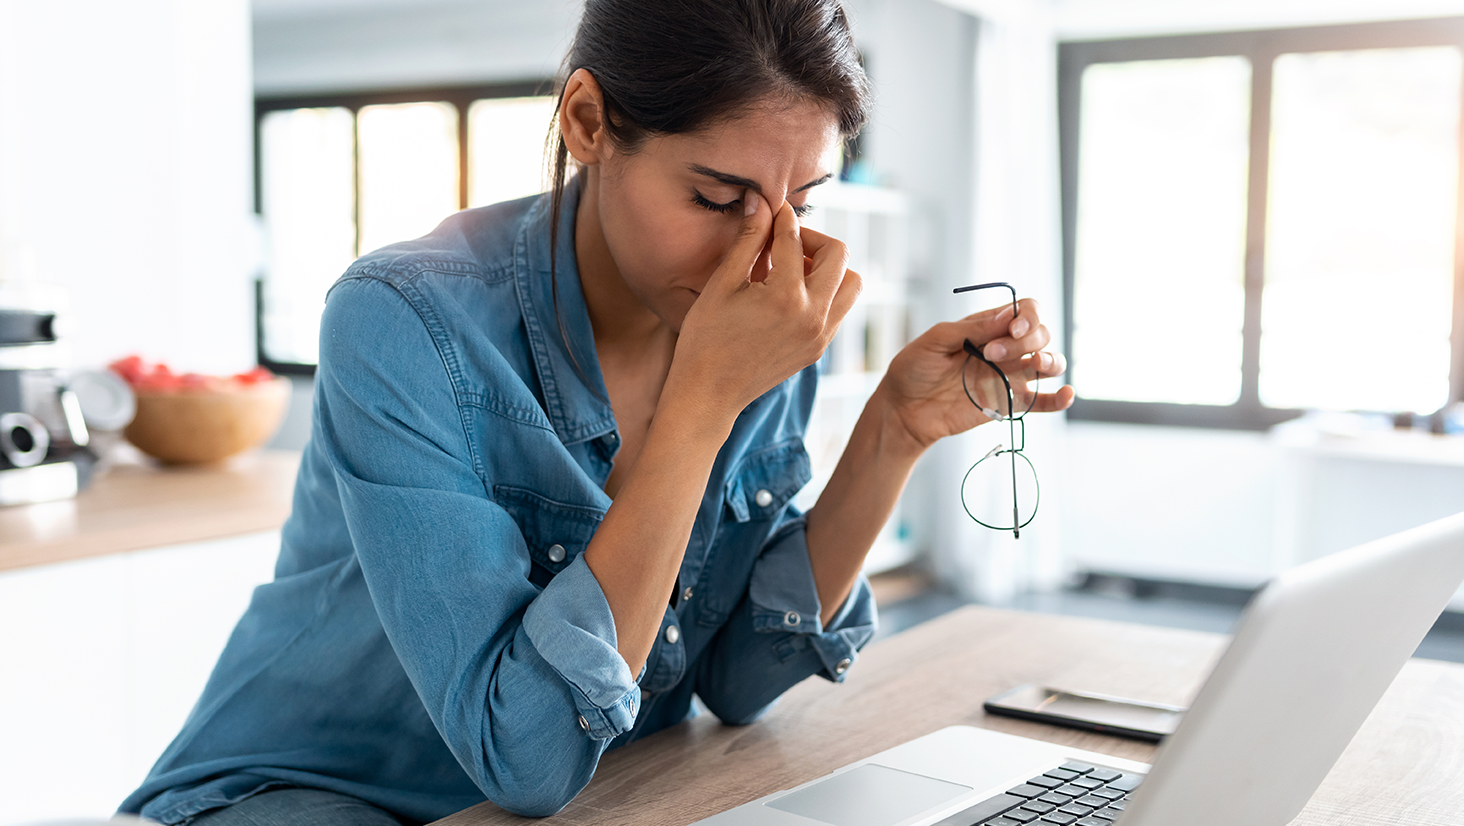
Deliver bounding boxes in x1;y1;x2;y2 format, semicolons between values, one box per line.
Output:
706;191;773;294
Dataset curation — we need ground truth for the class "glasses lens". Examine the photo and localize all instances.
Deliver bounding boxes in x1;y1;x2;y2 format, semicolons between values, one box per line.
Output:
960;445;1039;531
963;351;1040;420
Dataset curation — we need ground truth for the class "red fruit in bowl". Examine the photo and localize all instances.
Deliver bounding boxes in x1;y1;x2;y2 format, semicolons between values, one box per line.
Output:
108;355;147;385
234;366;276;386
108;356;279;394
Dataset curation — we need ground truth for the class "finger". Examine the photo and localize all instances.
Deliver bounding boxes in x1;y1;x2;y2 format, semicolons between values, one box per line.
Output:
994;350;1068;382
765;200;804;290
933;311;1020;355
799;226;850;309
825;267;863;334
984;323;1052;363
948;298;1046;357
1038;350;1068;379
1008;298;1042;339
1025;385;1076;413
705;190;773;294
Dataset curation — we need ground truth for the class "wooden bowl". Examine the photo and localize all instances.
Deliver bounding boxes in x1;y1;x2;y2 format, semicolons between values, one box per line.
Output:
123;376;291;465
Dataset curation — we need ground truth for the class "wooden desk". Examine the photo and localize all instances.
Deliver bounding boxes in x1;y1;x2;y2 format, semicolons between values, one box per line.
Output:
434;606;1464;826
0;448;300;573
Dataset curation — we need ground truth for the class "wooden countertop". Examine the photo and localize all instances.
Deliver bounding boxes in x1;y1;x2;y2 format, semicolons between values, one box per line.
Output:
0;447;301;573
434;605;1464;826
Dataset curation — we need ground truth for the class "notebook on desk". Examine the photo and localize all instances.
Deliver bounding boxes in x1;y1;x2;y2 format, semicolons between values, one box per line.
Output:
693;512;1464;826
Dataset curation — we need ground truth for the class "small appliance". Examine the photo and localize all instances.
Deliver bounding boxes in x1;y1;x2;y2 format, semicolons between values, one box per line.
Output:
0;271;98;506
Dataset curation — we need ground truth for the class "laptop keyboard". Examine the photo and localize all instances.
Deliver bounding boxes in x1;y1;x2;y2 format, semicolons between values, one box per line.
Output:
932;761;1143;826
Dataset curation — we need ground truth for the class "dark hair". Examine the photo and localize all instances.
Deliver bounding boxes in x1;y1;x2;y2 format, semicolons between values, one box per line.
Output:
545;0;871;373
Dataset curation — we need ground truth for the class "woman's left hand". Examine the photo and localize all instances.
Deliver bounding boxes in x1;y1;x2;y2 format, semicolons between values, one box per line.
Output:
880;298;1074;451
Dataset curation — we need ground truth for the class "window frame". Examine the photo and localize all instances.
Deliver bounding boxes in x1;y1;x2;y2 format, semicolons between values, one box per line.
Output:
252;80;556;375
1059;17;1464;430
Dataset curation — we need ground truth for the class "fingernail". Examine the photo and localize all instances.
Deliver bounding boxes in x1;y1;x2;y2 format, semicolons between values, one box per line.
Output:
1011;318;1029;338
745;192;758;217
984;343;1007;361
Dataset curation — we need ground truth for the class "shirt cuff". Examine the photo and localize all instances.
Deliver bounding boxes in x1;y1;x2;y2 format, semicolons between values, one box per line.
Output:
747;516;878;682
521;555;641;740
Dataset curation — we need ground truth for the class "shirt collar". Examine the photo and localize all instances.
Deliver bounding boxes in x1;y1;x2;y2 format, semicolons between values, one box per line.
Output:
513;175;619;445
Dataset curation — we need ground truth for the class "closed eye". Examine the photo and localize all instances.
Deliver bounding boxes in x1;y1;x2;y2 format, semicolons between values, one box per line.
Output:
692;190;815;218
692;190;739;214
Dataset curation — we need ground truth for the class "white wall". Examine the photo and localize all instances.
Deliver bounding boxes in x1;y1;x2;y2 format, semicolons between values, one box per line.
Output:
253;0;581;95
1054;0;1464;40
0;0;256;375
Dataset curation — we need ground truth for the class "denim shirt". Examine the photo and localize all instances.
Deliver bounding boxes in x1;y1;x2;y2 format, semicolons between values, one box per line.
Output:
120;179;877;824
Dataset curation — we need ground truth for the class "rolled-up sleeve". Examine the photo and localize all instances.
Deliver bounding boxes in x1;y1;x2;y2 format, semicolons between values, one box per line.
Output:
694;513;878;725
520;555;640;739
317;276;637;816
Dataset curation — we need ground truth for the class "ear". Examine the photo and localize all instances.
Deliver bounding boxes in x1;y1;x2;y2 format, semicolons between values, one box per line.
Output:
560;68;612;167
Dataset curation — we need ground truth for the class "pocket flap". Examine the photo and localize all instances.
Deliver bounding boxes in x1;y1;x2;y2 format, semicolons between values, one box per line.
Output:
493;485;605;574
723;438;811;523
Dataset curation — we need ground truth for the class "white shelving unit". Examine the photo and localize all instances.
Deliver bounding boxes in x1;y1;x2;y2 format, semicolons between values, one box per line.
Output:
794;182;915;574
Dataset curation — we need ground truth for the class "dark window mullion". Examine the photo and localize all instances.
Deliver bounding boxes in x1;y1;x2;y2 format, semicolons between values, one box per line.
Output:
1239;48;1275;411
351;106;362;259
1058;45;1083;396
456;96;471;211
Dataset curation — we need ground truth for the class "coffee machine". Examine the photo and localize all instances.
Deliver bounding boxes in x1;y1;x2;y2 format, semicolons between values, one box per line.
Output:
0;277;97;506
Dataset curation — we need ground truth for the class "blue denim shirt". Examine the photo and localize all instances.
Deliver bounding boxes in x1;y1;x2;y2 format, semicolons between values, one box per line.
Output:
120;179;877;824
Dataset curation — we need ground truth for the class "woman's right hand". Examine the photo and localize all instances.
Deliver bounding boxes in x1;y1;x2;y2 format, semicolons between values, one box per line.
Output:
669;192;862;424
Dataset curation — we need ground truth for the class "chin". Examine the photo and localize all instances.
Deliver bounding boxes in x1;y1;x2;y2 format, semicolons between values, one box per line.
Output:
663;289;700;333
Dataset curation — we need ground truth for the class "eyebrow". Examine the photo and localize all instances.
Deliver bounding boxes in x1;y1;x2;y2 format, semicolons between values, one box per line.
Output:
687;164;834;196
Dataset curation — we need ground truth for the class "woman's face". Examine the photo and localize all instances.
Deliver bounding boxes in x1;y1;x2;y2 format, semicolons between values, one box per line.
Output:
589;97;843;332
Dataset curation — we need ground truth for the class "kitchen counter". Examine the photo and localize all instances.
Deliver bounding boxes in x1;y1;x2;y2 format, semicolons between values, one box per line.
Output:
0;447;301;573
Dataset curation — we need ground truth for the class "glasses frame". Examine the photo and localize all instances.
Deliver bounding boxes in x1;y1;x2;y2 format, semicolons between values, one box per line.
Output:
953;282;1041;538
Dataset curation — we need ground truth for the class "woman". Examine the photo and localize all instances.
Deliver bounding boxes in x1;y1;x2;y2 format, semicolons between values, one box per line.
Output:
121;1;1071;823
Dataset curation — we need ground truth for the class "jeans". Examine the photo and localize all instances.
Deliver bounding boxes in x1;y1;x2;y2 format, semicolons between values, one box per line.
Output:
186;789;409;826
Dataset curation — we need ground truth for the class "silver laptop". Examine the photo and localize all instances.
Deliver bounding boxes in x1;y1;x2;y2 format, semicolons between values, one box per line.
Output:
694;511;1464;826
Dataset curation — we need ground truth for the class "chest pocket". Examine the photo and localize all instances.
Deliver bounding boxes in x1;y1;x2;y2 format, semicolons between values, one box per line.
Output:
493;485;605;587
694;438;813;630
723;438;812;522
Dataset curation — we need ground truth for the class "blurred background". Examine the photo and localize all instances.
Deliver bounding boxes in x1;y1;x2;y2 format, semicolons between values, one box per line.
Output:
3;0;1464;821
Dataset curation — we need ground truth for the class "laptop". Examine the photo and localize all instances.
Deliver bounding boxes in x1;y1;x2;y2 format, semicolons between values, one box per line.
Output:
693;511;1464;826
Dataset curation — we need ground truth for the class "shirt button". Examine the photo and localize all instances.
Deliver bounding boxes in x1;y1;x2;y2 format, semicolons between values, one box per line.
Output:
547;544;566;563
664;625;680;645
754;489;774;507
784;610;801;627
578;715;589;730
682;587;694;603
834;658;851;676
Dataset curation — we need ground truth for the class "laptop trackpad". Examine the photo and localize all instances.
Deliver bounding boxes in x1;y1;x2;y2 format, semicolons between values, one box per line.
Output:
765;763;972;826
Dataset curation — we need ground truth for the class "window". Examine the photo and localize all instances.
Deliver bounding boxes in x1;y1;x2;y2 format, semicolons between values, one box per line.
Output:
254;83;557;371
1060;19;1464;429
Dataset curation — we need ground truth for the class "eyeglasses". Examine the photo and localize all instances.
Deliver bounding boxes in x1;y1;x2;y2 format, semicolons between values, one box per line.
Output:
953;282;1040;539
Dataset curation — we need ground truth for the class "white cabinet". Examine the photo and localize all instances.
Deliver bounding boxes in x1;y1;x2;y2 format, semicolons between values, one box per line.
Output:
1271;429;1464;610
0;533;279;823
1063;422;1464;610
